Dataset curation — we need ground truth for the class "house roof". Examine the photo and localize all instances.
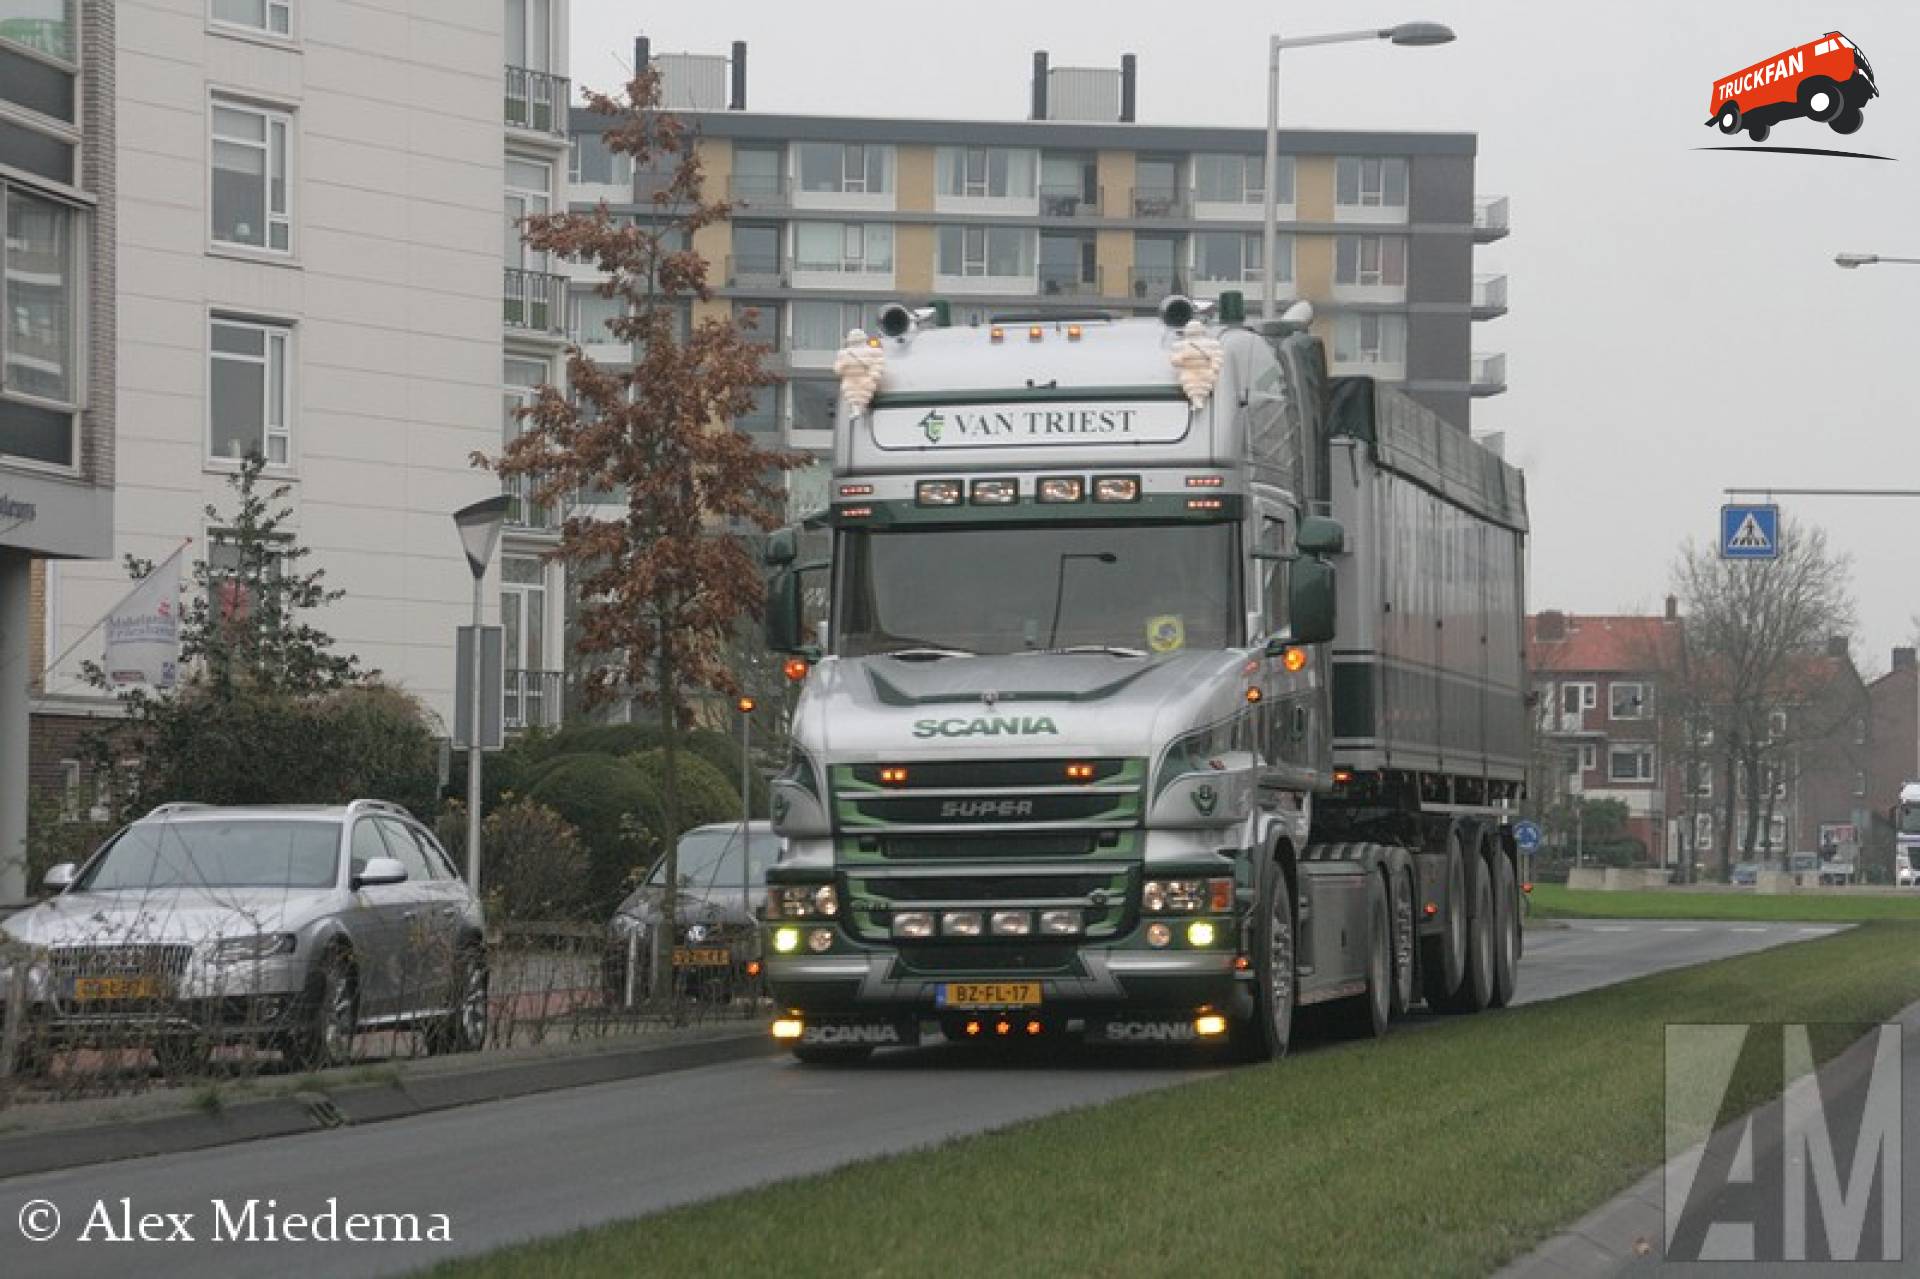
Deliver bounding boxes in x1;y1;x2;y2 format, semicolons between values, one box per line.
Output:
1527;614;1682;676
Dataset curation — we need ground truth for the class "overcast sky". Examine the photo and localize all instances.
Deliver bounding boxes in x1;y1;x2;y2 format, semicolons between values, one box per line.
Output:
572;0;1919;672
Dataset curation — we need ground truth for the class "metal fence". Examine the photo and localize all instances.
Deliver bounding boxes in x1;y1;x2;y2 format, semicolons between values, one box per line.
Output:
504;65;570;137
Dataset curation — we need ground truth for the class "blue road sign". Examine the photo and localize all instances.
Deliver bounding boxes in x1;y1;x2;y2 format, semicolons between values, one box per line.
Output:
1719;503;1779;560
1513;821;1541;853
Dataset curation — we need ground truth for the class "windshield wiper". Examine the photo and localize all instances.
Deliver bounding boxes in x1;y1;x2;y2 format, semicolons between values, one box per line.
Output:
877;646;975;661
1018;644;1148;658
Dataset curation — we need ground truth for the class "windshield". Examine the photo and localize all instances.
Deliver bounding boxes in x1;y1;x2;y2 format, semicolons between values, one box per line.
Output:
1900;805;1920;836
76;820;341;892
646;828;780;893
836;521;1238;657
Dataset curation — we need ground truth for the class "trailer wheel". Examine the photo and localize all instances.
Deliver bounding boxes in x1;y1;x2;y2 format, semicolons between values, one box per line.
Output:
1489;853;1520;1009
1336;872;1392;1039
1435;862;1497;1014
1419;831;1468;1007
1798;76;1844;122
1715;103;1741;134
1388;865;1416;1020
1233;858;1295;1062
1829;106;1864;135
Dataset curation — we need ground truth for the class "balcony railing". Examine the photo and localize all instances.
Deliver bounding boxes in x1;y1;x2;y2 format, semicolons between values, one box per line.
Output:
727;254;789;288
505;669;564;731
1038;262;1103;298
1471;352;1508;396
1471;273;1508;318
1039;185;1102;218
1126;267;1187;300
504;66;570;137
728;175;791;210
504;267;567;335
1472;195;1511;241
1130;187;1188;219
503;472;559;532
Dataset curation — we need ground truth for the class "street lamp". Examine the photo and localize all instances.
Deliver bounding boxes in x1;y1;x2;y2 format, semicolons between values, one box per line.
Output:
1261;21;1456;321
1835;253;1920;268
452;493;511;892
735;695;756;928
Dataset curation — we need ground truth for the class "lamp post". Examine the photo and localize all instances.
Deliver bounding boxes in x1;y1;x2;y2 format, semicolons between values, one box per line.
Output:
1261;21;1456;322
735;694;755;921
452;493;511;893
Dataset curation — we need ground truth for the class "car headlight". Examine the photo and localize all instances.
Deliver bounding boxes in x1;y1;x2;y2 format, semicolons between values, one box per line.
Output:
211;933;297;962
767;883;838;920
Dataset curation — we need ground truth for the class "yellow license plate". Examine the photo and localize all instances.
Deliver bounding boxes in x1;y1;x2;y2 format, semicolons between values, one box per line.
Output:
673;947;733;968
938;982;1042;1009
73;976;167;1002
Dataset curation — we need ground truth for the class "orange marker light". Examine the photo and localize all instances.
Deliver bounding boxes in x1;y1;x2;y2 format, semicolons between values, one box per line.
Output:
783;657;811;682
1208;877;1234;912
1245;686;1263;704
1423;902;1439;918
736;695;757;714
964;1019;982;1037
1186;475;1225;488
1522;882;1534;895
1234;955;1251;971
745;960;762;977
838;483;874;497
879;766;909;785
995;1020;1012;1037
1025;1020;1043;1036
1281;647;1309;673
1028;325;1044;341
1333;769;1354;784
1066;324;1083;340
866;336;882;348
1065;762;1095;782
989;326;1005;342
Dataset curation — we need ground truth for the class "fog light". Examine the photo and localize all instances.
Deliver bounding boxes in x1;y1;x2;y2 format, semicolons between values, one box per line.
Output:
807;928;834;953
1038;477;1085;503
772;1018;804;1040
1039;910;1082;936
893;911;935;939
1195;1013;1228;1037
916;479;963;507
1187;920;1217;947
991;910;1032;936
970;478;1018;505
1146;923;1172;948
943;911;984;937
773;927;800;954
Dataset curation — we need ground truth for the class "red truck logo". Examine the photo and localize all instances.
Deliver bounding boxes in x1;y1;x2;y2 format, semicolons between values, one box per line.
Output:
1707;32;1878;142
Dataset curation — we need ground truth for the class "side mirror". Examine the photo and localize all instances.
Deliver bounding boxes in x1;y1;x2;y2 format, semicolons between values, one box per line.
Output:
353;856;408;889
43;863;76;892
1297;515;1346;557
1289;557;1337;645
766;567;804;653
764;527;797;568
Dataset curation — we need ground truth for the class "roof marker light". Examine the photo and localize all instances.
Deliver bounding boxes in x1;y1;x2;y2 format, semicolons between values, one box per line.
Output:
1067;324;1083;340
989;326;1005;343
1038;477;1085;504
1028;325;1044;342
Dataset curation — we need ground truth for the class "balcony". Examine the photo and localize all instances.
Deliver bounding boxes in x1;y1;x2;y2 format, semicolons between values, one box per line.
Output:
1039;185;1102;218
1037;263;1103;298
1472;195;1511;242
728;175;791;211
1130;187;1188;219
504;268;567;335
1126;267;1187;301
505;670;564;732
503;472;559;533
1471;273;1508;319
1471;352;1508;396
504;66;570;138
727;254;789;288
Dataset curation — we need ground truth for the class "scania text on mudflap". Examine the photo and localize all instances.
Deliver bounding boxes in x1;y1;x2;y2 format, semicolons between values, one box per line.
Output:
760;294;1529;1064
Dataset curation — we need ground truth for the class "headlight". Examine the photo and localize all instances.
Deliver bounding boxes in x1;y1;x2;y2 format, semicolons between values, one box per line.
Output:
211;933;297;962
767;883;838;919
1142;879;1206;913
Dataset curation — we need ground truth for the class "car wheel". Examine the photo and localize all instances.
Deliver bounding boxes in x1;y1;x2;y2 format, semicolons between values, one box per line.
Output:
1716;103;1741;134
1830;106;1864;135
427;947;488;1055
287;949;356;1071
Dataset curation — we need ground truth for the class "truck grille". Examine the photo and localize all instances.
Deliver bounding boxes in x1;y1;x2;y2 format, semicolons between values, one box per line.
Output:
831;758;1145;836
880;833;1100;859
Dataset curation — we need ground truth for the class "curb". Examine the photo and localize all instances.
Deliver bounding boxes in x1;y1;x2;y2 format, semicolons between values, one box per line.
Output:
0;1025;776;1182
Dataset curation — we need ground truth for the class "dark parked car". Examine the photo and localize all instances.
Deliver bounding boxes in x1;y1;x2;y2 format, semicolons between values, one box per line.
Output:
604;822;779;1004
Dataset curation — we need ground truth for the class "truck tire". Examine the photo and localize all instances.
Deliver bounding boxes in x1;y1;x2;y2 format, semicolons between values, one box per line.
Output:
1798;76;1844;122
1434;862;1496;1014
1335;871;1392;1039
1388;864;1417;1020
1233;857;1296;1061
1830;106;1863;135
1419;831;1468;1008
1489;853;1520;1009
1746;120;1771;143
1715;103;1740;134
792;1045;873;1066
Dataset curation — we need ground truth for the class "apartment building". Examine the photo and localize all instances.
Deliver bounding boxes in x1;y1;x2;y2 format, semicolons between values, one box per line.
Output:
566;43;1510;524
1;1;115;904
28;0;573;817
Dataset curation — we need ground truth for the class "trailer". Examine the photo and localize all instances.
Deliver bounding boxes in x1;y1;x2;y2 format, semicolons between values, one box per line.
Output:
759;295;1528;1062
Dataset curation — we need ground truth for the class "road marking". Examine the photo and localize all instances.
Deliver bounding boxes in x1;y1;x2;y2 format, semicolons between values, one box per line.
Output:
1662;927;1700;933
1797;926;1837;935
1593;925;1634;932
1731;926;1770;933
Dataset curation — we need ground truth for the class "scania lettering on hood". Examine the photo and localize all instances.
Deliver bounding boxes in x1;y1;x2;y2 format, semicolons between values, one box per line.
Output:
913;715;1059;739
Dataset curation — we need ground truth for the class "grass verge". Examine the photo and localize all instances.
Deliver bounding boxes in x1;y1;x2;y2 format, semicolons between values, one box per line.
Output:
1530;883;1920;922
430;923;1920;1279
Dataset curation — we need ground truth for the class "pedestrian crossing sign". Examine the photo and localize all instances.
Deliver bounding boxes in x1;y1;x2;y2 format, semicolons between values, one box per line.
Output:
1719;504;1779;560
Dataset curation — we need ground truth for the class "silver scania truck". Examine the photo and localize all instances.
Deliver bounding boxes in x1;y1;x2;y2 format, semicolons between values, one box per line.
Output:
760;295;1528;1063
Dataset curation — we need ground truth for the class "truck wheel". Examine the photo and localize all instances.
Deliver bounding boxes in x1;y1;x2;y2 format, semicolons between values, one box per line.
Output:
1489;854;1520;1009
1233;859;1295;1061
1419;831;1467;1007
1746;120;1771;143
1336;872;1392;1039
1388;865;1416;1019
792;1045;873;1066
1829;106;1864;135
1798;76;1843;121
1435;864;1496;1013
1715;103;1740;134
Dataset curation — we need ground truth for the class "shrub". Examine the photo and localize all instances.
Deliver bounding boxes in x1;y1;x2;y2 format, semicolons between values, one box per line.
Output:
511;724;768;817
437;797;591;923
624;748;740;844
523;754;664;907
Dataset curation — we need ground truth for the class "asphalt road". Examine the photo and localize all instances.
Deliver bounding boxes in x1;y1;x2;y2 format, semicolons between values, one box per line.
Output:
0;920;1842;1278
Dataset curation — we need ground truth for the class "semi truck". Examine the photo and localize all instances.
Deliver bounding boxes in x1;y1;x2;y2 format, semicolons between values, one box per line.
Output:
1897;783;1920;887
758;294;1528;1063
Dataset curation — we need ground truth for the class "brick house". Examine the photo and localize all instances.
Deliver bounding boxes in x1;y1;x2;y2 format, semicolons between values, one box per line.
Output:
1866;647;1919;855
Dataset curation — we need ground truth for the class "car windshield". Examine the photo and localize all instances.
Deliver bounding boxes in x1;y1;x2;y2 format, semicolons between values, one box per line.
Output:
646;829;779;894
1899;805;1920;835
836;521;1238;657
75;820;341;891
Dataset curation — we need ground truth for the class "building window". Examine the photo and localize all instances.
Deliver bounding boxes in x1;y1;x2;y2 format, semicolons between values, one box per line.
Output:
791;300;876;354
58;758;82;822
1767;766;1789;799
211;0;292;37
1560;682;1596;714
568;133;632;186
1191;231;1279;285
732;300;779;350
795;142;890;195
1693;813;1713;849
504;156;552;272
737;384;778;437
571;289;625;345
209;317;291;464
1193;153;1288;205
0;182;81;467
791;379;835;435
501;554;547;675
936;225;1035;278
0;2;75;61
1335;156;1409;208
1609;681;1650;720
1854;716;1867;746
794;222;892;274
1854;770;1867;797
212;100;292;252
936;147;1036;199
732;145;783;198
1686;761;1712;798
504;0;551;72
1768;709;1788;740
1581;743;1598;771
1608;744;1654;782
1688;718;1714;747
1333;313;1407;366
1334;235;1407;287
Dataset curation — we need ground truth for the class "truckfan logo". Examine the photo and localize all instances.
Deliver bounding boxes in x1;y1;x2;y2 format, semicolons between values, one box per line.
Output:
919;410;946;443
1705;31;1881;150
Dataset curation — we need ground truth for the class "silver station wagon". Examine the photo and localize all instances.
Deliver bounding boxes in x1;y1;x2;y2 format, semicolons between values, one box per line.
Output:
0;800;487;1071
